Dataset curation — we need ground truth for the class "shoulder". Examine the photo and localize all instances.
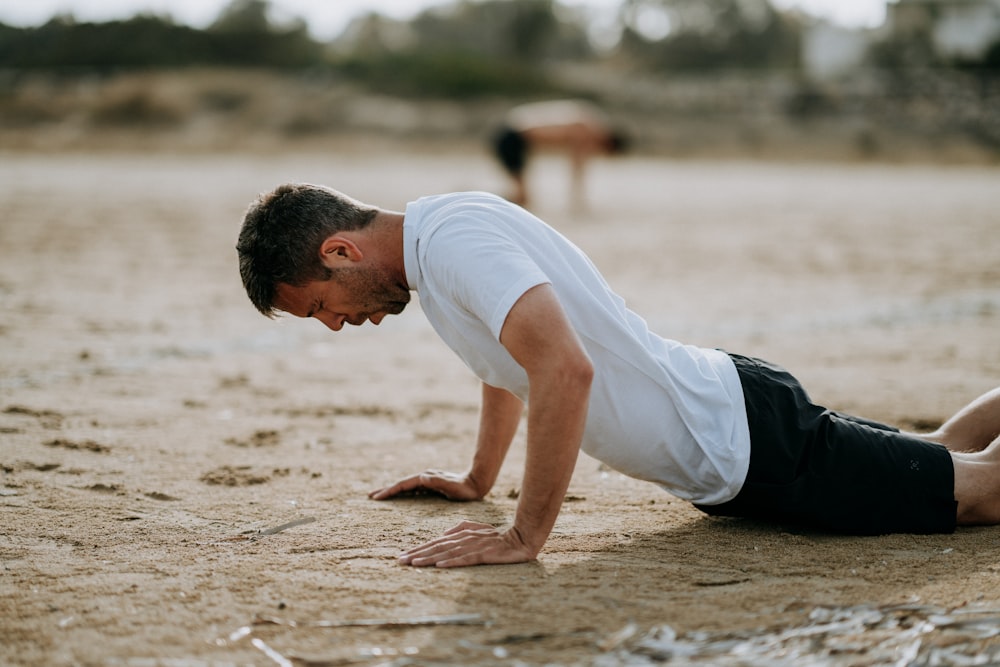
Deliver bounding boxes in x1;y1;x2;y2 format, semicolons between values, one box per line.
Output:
406;191;524;240
408;190;508;221
407;195;545;287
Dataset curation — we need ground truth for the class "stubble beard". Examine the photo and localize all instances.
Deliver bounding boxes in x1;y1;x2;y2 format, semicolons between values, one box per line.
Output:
344;263;411;320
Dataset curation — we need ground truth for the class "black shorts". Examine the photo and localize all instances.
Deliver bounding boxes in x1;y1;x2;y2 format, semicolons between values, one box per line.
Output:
695;353;957;535
492;125;528;176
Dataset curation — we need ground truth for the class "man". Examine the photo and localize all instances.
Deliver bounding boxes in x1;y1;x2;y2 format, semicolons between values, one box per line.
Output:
491;99;628;209
237;184;1000;568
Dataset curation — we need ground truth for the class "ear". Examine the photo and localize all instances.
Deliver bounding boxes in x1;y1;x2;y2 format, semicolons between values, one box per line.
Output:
318;234;363;269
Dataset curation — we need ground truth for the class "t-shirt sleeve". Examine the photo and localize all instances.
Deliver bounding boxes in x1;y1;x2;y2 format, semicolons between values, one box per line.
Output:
420;220;549;340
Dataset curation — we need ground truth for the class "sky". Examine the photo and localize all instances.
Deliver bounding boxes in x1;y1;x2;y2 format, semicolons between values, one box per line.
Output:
0;0;890;41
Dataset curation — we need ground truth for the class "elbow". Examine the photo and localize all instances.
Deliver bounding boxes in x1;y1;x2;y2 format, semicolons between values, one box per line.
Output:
539;349;593;398
567;351;595;393
581;354;595;386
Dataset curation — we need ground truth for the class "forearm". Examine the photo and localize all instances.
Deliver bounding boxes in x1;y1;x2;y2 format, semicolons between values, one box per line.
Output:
512;364;592;555
467;383;524;497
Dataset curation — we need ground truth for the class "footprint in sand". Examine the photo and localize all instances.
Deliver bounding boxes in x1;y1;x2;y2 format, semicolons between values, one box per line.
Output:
143;491;180;501
4;405;65;429
200;465;270;486
44;438;110;454
224;429;280;448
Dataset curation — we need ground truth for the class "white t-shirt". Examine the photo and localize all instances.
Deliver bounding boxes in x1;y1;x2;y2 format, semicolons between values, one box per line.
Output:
402;192;750;505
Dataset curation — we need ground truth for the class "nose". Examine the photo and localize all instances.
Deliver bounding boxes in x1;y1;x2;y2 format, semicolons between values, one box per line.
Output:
316;312;345;331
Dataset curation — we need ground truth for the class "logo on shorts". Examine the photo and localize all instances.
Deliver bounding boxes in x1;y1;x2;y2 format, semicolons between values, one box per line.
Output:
909;459;920;471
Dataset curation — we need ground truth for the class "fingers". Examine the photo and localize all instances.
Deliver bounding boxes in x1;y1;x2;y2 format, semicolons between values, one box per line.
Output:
369;469;475;501
368;470;442;499
368;474;423;500
442;520;493;535
399;528;493;567
398;524;533;568
401;541;476;568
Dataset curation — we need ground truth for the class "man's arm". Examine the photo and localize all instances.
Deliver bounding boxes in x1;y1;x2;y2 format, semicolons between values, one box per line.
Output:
398;283;593;567
467;383;525;497
368;382;523;501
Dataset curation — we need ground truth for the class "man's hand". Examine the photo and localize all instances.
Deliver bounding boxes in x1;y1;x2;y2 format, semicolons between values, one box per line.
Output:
368;469;483;501
398;520;535;567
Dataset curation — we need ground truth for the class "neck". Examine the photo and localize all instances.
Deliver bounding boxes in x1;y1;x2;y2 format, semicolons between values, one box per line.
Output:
370;209;408;289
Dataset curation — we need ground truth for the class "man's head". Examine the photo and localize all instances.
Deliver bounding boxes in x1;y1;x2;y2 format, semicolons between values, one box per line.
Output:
236;183;383;319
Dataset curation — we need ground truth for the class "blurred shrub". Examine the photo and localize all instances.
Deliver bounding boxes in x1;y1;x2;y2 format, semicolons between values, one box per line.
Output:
0;15;210;68
205;0;321;67
0;73;71;125
89;89;183;126
0;7;321;69
404;0;592;62
328;0;591;98
617;0;801;71
0;0;587;99
334;50;556;98
198;88;251;112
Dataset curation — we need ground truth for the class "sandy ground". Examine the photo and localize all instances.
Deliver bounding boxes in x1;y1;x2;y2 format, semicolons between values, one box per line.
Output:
2;146;1000;666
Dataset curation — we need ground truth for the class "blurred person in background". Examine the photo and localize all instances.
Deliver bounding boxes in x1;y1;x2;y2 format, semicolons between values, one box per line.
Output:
491;99;629;210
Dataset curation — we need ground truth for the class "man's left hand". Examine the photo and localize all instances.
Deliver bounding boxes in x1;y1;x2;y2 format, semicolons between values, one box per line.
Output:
398;520;535;567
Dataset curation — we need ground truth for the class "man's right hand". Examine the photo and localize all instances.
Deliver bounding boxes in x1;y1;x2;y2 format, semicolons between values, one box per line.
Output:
368;469;483;501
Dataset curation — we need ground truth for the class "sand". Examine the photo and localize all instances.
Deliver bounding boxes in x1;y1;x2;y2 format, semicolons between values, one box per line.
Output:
2;147;999;665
